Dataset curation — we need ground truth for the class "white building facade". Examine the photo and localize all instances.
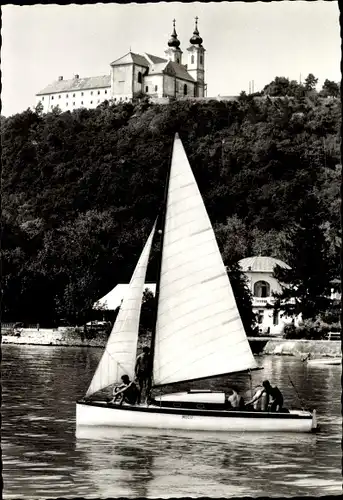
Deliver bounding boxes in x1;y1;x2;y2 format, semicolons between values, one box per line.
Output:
35;19;206;113
36;75;111;114
95;255;301;336
238;256;302;335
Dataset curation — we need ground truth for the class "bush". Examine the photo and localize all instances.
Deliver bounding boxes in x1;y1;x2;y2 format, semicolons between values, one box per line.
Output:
283;317;339;340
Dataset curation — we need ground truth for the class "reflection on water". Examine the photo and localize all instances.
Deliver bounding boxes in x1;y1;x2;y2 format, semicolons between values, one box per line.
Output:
2;345;342;498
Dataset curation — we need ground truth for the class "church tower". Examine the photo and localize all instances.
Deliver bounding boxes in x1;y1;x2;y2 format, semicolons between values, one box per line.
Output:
164;20;183;64
186;17;206;97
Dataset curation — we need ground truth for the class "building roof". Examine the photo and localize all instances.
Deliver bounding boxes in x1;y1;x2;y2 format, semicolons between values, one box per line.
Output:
167;61;195;82
238;256;291;273
149;62;169;74
36;75;111;96
95;283;156;310
144;53;167;64
149;60;195;82
110;52;149;67
111;51;195;82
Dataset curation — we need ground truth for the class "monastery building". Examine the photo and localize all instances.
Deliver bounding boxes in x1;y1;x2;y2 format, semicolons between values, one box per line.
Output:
35;19;206;113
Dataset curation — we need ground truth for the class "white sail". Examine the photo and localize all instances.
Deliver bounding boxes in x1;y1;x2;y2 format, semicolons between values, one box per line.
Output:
86;222;156;397
153;134;257;386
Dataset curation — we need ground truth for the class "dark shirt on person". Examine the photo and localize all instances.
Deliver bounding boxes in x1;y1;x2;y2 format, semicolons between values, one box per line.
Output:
113;381;139;405
268;386;283;403
123;381;139;405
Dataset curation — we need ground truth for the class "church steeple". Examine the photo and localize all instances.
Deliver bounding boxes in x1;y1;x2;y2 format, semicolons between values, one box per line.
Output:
187;17;206;97
168;19;181;48
189;16;203;46
165;19;183;64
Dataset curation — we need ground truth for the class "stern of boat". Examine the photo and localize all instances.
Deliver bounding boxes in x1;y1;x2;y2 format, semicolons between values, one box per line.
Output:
311;409;319;432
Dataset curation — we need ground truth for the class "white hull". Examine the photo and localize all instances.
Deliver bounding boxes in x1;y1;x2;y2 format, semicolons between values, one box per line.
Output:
76;401;317;433
307;358;341;366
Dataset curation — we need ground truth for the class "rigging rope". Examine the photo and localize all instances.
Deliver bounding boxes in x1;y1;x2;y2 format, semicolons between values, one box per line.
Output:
285;370;306;411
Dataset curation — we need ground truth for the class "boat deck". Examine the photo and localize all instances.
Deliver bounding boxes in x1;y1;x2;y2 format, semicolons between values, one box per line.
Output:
79;400;312;421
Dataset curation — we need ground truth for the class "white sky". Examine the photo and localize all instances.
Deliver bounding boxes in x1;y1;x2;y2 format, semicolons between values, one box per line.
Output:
1;1;340;116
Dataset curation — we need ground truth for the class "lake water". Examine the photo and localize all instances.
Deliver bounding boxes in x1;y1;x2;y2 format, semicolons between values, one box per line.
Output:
2;345;341;498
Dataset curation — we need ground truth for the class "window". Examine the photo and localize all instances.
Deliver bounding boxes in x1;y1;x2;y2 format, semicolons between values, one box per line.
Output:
73;102;75;106
66;102;68;106
120;97;122;101
257;310;264;324
81;92;84;96
42;97;44;101
105;90;107;94
90;91;93;95
90;101;93;104
200;55;203;64
73;93;75;97
59;95;61;99
273;310;279;326
155;85;158;92
114;97;117;102
66;94;69;98
51;96;54;100
176;57;180;63
254;281;271;298
145;86;148;92
191;55;194;64
97;99;100;103
81;101;83;105
183;84;188;96
97;90;100;95
138;71;142;84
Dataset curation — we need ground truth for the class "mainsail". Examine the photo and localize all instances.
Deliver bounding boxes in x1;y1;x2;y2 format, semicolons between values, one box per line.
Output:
153;134;257;387
86;222;156;397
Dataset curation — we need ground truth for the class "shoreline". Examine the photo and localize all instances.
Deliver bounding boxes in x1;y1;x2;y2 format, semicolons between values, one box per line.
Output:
2;329;341;358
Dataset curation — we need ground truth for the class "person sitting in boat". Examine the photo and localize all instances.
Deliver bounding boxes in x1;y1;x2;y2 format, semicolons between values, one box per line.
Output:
246;380;283;412
226;387;245;410
135;346;152;404
246;384;269;411
262;380;284;412
110;375;139;406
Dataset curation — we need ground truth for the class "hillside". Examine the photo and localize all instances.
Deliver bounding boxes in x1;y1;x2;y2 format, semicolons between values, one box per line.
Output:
1;92;340;325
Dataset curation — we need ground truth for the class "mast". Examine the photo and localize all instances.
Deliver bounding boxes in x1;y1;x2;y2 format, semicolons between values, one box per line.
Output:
149;134;175;383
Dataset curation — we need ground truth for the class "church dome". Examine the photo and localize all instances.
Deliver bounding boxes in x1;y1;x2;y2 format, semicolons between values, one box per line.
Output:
238;256;291;273
168;20;181;48
190;17;203;45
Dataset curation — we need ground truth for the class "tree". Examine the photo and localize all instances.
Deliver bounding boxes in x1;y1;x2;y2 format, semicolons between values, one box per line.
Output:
35;101;44;116
213;217;256;334
214;216;250;263
304;73;318;92
250;228;292;263
273;196;334;320
227;263;256;336
319;79;340;98
262;77;301;97
1;89;339;326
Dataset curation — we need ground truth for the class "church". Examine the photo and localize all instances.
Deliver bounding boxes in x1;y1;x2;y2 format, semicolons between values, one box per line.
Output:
35;19;206;113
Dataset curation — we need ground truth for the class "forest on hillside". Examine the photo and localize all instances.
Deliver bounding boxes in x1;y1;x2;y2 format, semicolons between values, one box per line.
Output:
1;76;341;328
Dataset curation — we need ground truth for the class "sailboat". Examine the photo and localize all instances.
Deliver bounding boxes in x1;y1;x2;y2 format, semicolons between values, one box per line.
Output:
307;358;341;366
76;134;318;433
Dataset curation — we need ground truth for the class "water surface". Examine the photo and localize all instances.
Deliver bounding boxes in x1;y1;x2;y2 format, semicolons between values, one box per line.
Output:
2;345;341;498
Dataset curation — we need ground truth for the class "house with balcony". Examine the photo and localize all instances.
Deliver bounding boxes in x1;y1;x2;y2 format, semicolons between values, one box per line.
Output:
94;255;302;336
238;256;301;335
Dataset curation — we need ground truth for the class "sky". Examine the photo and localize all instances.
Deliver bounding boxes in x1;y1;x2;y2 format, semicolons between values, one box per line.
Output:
1;1;340;117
